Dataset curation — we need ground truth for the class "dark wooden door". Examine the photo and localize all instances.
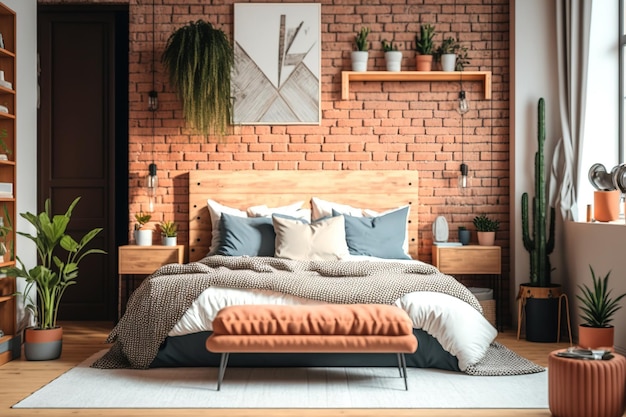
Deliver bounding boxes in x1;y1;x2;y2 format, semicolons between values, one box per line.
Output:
38;7;128;321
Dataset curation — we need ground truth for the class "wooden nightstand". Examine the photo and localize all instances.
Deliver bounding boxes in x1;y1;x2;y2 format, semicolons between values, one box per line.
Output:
432;245;501;329
118;245;185;319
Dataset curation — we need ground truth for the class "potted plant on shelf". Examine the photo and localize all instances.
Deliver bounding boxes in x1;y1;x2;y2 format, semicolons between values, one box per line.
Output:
382;40;402;72
134;211;153;246
414;24;436;71
1;197;105;360
472;214;499;246
161;20;234;136
576;266;626;350
435;37;459;72
159;220;178;246
518;98;562;343
351;26;370;71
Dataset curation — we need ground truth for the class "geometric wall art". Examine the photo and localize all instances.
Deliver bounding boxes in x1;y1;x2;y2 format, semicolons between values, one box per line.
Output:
232;3;321;125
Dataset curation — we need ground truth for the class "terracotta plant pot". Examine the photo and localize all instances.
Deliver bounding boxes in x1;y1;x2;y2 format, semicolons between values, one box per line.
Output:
24;327;63;361
477;231;495;246
578;324;614;350
415;54;433;71
593;190;621;222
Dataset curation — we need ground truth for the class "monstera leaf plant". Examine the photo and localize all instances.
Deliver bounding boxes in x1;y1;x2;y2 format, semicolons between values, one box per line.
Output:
161;20;234;136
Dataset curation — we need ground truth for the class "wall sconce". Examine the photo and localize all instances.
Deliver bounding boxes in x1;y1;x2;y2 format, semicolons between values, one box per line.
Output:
146;162;158;212
148;90;158;112
457;90;469;115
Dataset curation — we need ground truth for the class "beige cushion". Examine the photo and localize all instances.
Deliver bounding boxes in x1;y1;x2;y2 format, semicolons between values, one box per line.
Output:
272;215;349;261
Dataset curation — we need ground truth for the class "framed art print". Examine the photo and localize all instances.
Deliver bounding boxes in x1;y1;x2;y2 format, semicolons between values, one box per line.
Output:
232;3;321;125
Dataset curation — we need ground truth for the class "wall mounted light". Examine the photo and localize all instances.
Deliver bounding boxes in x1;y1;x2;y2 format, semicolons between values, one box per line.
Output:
148;90;158;112
457;90;469;115
459;162;469;188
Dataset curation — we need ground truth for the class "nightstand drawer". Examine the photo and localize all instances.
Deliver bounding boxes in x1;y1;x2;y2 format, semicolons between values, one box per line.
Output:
432;245;501;275
118;245;185;275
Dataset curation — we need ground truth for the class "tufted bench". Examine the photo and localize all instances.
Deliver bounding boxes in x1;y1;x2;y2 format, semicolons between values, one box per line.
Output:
206;304;418;391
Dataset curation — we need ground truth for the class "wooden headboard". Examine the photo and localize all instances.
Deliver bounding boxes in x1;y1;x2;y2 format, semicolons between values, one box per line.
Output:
188;170;419;262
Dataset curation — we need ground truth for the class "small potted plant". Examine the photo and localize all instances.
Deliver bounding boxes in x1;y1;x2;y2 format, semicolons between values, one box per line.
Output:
472;214;499;246
382;40;402;72
159;220;178;246
435;37;459;71
576;266;626;350
134;211;153;246
352;26;370;72
414;24;436;71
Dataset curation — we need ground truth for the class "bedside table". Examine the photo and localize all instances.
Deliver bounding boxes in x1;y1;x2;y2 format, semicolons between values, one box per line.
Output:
118;245;185;319
432;245;501;329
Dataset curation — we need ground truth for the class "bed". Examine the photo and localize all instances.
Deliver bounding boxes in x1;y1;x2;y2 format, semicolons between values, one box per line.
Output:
93;170;503;374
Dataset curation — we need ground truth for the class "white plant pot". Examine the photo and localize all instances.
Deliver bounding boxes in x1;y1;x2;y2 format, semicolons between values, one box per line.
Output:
384;51;402;72
351;51;368;72
134;229;153;246
441;53;457;71
162;235;177;246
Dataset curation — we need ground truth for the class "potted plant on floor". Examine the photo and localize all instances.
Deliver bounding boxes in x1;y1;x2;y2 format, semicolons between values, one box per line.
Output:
134;211;152;246
576;266;626;349
382;40;402;72
518;98;561;343
351;26;370;71
159;220;178;246
472;214;499;246
414;24;436;71
2;197;106;360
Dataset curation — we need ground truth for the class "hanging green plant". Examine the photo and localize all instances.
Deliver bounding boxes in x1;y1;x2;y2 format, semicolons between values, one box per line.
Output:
161;20;234;136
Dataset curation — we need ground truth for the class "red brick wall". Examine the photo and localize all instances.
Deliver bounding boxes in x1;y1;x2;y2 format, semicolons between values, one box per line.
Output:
41;0;511;321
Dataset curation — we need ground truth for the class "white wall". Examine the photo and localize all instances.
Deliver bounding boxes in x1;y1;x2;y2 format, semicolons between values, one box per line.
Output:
3;0;37;330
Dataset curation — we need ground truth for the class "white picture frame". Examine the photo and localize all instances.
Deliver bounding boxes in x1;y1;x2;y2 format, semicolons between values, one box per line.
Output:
232;3;321;125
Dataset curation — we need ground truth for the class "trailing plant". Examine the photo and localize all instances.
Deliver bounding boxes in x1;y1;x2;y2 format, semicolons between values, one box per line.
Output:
381;40;398;52
472;214;500;232
577;266;626;328
159;220;178;237
521;98;556;287
415;24;436;55
455;45;470;71
161;20;234;136
134;212;151;230
354;27;370;51
1;197;106;330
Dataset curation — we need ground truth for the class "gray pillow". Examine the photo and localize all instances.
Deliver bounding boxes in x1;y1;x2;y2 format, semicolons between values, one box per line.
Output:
336;206;411;260
216;213;275;256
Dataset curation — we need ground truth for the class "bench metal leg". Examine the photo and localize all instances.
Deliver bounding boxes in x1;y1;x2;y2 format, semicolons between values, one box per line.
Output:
216;352;230;391
396;353;408;390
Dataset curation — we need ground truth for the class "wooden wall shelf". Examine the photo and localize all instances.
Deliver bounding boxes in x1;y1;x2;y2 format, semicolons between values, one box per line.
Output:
341;71;492;100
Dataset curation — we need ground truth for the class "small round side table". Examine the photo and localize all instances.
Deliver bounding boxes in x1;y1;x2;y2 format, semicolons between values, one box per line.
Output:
549;349;626;417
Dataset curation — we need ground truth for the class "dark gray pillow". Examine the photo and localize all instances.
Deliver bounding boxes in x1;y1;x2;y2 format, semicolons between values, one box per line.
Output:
216;212;275;256
335;207;411;260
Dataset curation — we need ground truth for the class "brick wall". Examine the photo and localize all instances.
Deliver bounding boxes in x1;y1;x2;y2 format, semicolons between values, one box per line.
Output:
40;0;511;323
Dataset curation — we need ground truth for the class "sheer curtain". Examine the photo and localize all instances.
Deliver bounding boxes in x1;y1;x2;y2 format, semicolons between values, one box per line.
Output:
549;0;592;221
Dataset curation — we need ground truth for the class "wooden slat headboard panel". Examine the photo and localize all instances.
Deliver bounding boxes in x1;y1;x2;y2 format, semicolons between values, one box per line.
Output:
188;170;419;262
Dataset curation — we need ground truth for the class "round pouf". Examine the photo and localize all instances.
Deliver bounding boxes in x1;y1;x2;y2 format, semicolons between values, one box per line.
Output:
549;350;626;417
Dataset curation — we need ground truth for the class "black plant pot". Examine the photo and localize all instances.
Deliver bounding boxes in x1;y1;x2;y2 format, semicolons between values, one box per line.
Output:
525;297;559;342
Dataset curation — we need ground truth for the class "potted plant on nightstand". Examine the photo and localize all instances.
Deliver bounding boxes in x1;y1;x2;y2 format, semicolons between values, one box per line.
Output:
1;197;105;360
382;40;402;72
159;220;178;246
414;24;436;71
576;266;626;350
472;214;499;246
134;211;153;246
351;26;370;71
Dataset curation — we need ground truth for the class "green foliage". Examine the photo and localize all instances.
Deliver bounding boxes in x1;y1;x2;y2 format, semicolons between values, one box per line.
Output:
381;40;398;52
161;20;234;136
134;211;151;230
435;37;459;57
577;266;626;327
455;45;470;71
159;220;178;237
0;128;10;155
473;214;500;232
415;24;436;55
521;98;556;287
2;197;106;329
354;27;370;51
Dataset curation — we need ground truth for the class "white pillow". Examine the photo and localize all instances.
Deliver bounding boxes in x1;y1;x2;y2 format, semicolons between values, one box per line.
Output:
272;215;350;261
311;197;411;256
206;199;305;254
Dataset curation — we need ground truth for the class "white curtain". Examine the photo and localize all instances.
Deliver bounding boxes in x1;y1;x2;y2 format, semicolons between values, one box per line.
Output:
549;0;592;221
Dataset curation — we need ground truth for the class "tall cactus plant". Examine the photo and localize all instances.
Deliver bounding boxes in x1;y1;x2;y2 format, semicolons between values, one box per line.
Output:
521;98;556;287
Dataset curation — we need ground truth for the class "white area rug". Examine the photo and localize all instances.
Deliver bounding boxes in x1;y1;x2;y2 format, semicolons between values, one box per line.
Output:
14;350;548;409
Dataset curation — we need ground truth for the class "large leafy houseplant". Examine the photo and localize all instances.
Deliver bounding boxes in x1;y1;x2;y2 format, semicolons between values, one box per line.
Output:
161;20;234;136
3;197;105;330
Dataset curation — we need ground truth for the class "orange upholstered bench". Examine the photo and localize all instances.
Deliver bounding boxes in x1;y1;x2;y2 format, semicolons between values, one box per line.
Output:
206;304;418;391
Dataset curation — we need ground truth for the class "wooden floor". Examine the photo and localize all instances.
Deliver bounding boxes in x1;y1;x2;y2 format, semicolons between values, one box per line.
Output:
0;322;573;417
